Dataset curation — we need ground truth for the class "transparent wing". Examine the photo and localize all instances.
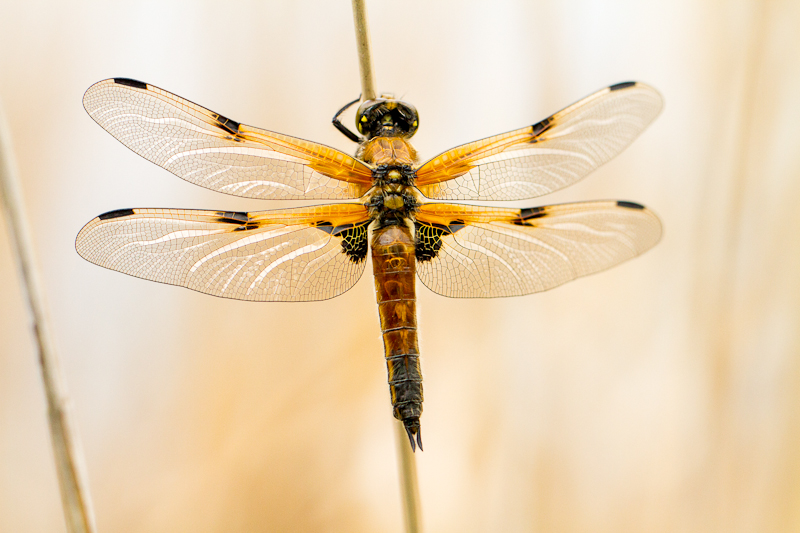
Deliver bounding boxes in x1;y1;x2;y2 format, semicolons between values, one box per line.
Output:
414;200;661;298
415;82;662;201
76;203;371;302
83;78;374;200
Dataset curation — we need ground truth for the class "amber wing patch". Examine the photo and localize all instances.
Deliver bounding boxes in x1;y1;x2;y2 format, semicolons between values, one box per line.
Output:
415;82;662;201
414;201;662;298
76;203;371;302
83;78;374;200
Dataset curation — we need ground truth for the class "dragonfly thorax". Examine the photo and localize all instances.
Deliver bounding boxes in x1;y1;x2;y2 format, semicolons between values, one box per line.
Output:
366;164;420;227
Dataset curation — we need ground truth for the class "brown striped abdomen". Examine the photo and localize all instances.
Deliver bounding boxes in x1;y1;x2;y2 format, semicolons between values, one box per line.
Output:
371;224;424;450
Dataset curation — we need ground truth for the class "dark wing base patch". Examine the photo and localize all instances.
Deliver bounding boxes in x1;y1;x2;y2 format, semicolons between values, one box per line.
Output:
316;221;370;263
415;221;465;262
335;222;370;263
415;201;662;299
76;204;371;302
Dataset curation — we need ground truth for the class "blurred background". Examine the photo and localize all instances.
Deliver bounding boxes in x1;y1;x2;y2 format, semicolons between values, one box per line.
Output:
1;0;799;531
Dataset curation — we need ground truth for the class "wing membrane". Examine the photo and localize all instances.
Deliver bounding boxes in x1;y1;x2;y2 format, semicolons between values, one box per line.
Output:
76;203;371;302
415;82;662;201
83;78;374;200
415;201;661;298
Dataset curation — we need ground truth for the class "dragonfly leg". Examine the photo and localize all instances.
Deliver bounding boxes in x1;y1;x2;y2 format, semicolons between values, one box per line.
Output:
332;94;363;143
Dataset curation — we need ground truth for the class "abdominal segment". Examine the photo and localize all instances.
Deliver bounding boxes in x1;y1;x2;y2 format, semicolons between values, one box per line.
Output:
371;224;424;451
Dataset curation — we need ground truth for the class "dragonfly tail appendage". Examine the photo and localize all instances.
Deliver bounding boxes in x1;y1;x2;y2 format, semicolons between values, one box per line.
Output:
404;421;423;452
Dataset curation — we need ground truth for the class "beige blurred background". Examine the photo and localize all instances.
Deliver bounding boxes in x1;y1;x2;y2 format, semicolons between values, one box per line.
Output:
1;0;799;531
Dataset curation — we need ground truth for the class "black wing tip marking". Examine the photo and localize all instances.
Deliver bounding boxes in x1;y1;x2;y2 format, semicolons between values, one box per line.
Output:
616;200;646;210
518;206;547;220
609;81;637;91
214;210;250;223
415;221;465;262
512;206;549;226
212;113;241;135
531;117;553;138
109;79;241;138
214;211;263;231
113;78;148;90
98;208;136;220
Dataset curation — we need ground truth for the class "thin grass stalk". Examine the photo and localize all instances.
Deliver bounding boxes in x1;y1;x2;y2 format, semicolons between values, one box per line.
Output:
0;102;96;533
351;0;377;101
348;2;422;531
394;421;423;533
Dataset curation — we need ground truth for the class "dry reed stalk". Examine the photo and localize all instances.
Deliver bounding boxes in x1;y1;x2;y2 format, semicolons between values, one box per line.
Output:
351;0;377;102
394;420;423;533
348;1;423;531
0;102;96;533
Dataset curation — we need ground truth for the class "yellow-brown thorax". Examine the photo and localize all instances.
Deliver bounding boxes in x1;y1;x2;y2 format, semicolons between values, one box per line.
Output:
359;136;418;166
360;137;420;225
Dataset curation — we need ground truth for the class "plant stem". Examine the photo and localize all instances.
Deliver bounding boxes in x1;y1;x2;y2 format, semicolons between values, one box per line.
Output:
394;421;423;533
0;102;96;533
348;2;423;530
350;0;377;101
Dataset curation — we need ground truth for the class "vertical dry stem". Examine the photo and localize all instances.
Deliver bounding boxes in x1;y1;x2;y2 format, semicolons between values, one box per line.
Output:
0;103;96;533
394;421;423;533
349;2;422;531
351;0;377;101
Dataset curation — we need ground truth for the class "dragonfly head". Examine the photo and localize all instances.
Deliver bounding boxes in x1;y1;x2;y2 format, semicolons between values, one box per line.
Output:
356;95;419;139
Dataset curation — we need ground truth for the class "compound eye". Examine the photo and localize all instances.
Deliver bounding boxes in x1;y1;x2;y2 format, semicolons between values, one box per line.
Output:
355;99;386;136
356;113;369;134
397;102;419;137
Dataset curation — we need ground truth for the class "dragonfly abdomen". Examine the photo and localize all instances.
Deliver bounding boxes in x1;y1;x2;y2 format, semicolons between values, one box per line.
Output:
371;224;423;451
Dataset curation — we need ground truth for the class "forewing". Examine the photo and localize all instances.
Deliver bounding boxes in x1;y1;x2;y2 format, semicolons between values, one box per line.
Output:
415;201;661;298
83;78;374;200
76;203;371;302
415;82;662;201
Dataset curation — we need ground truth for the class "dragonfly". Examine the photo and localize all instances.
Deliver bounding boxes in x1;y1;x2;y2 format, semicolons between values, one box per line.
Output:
77;78;663;451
